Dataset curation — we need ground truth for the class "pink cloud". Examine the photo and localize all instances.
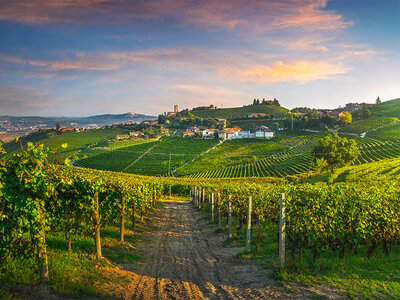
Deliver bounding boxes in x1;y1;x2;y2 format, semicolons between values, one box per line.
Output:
223;60;351;83
0;0;352;32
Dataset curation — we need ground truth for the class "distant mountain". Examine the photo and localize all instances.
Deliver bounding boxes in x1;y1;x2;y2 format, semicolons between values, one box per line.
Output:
0;112;157;133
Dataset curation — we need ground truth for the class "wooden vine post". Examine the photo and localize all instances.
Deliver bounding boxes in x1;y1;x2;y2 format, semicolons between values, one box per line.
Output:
279;193;286;268
246;196;252;252
202;188;205;210
120;196;125;242
217;192;221;227
39;213;49;281
141;185;145;221
228;195;232;238
211;192;215;223
132;197;136;232
94;193;102;259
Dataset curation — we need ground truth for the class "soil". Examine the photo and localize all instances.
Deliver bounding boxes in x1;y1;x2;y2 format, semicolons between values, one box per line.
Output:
2;199;346;299
108;200;346;299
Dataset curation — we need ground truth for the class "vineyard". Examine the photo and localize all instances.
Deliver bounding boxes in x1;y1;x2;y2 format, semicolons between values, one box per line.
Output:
3;127;132;164
78;136;219;176
1;141;399;298
352;138;400;165
338;117;398;134
366;121;400;140
184;134;320;178
191;104;288;120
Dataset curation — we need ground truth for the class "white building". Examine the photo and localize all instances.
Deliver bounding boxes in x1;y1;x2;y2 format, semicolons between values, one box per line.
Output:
202;129;219;138
219;128;240;140
255;126;274;138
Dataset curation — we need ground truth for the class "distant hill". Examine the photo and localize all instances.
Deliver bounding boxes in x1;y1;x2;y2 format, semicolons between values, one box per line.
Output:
370;98;400;118
190;104;289;120
0;112;156;133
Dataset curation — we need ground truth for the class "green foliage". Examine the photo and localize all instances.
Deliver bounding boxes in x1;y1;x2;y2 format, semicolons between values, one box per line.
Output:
366;121;400;140
338;117;397;134
0;142;53;264
191;104;288;120
313;134;359;172
184;133;321;178
339;111;352;125
79;136;218;176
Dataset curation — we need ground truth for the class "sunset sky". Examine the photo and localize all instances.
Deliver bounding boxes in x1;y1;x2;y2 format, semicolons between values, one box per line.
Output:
0;0;399;116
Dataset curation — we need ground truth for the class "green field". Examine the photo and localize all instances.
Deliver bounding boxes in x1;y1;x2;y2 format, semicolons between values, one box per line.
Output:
184;133;320;178
338;117;398;134
78;136;219;176
176;131;318;176
370;97;400;117
3;128;132;163
191;104;288;120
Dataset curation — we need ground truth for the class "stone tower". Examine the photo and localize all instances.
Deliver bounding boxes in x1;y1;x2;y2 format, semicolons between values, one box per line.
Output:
174;105;178;112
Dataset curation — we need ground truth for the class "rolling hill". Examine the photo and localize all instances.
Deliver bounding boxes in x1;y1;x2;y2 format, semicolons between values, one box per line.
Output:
191;104;289;120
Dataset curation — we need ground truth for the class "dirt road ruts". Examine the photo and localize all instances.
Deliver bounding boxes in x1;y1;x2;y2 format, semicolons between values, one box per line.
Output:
119;200;344;299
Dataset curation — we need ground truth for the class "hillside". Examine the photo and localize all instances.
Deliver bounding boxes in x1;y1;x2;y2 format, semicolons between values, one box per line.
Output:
78;136;219;176
191;104;289;120
370;97;400;117
3;127;131;163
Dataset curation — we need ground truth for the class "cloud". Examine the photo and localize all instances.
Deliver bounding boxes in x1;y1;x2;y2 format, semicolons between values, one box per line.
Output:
0;85;54;114
223;60;351;83
0;0;352;33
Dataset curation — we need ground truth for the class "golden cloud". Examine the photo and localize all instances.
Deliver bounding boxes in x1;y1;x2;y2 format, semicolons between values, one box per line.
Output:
224;61;351;83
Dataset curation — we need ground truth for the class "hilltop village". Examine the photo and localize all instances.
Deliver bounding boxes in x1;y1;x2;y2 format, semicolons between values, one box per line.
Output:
87;97;380;142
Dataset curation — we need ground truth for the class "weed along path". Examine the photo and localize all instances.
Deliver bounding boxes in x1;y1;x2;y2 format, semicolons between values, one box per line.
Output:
111;199;343;300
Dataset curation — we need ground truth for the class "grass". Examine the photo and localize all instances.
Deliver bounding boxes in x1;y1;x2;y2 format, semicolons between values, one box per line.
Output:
78;136;218;176
199;206;400;299
371;98;400;118
3;128;132;163
0;206;158;299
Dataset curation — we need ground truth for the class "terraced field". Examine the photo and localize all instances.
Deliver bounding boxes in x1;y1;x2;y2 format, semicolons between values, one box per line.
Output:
366;121;400;140
184;135;320;178
78;136;219;176
338;117;398;134
78;141;160;172
352;139;400;165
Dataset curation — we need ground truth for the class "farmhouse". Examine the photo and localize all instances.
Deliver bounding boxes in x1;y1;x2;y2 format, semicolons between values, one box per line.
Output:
255;126;274;138
202;128;219;138
219;128;240;140
59;126;84;132
183;130;195;137
130;131;143;137
219;126;274;140
161;128;169;135
187;126;200;133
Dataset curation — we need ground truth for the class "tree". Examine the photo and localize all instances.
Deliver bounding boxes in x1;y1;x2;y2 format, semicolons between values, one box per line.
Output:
321;114;335;127
56;123;60;131
362;109;371;119
273;98;280;106
312;133;359;172
339;111;352;125
376;97;381;104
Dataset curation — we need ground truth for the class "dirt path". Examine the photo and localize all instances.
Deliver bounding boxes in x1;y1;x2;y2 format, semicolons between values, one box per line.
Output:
111;199;343;300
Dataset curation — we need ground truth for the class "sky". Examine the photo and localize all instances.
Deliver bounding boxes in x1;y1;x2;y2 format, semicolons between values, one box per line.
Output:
0;0;399;117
